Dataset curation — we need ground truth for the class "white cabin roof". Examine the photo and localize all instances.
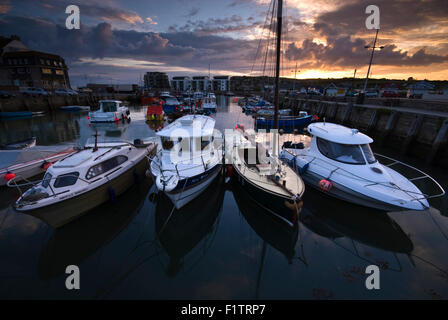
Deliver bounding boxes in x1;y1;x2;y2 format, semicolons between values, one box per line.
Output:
156;115;215;138
308;122;373;144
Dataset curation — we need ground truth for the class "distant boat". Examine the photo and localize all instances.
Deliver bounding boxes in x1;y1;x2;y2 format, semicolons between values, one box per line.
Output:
202;93;217;112
0;137;36;150
0;111;45;119
89;100;130;123
60;106;90;112
161;96;182;114
256;112;316;131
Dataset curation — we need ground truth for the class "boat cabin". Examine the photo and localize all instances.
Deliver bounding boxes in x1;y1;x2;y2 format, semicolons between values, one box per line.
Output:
307;122;376;165
99;100;122;112
156;115;215;162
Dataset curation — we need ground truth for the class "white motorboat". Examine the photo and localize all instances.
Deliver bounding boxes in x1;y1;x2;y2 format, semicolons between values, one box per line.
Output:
227;127;305;226
1;144;75;186
202;93;217;112
89;100;130;123
150;114;222;209
280;122;445;211
8;138;157;228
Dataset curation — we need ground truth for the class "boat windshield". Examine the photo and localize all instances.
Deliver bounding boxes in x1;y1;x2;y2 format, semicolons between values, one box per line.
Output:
101;102;118;112
316;137;366;165
360;144;377;164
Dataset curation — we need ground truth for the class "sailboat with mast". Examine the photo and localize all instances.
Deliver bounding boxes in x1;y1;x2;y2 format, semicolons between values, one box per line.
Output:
228;0;305;226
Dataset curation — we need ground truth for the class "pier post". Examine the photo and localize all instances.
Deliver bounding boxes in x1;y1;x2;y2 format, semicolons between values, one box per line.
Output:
427;119;448;164
401;114;424;154
378;111;399;146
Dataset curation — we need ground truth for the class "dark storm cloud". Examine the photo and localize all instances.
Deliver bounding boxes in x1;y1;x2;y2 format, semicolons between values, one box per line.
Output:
0;15;257;71
313;0;448;37
168;14;262;35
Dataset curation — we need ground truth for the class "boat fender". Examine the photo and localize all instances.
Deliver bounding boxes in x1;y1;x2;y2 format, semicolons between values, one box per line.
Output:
299;162;309;175
318;179;333;192
133;169;141;184
41;161;53;170
226;165;234;178
108;186;116;202
4;172;16;181
145;169;152;178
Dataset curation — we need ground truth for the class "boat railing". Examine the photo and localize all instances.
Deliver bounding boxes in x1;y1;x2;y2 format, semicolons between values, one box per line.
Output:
6;173;93;199
282;149;445;202
374;153;445;200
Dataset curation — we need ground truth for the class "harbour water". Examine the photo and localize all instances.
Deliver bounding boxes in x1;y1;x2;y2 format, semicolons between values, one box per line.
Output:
0;96;447;299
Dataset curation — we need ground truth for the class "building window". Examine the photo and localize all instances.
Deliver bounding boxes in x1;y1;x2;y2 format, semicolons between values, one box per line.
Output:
55;70;64;75
23;58;28;64
40;59;45;65
46;60;50;65
42;68;52;74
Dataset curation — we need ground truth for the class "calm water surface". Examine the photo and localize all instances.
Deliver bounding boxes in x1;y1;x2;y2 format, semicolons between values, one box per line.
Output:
0;96;447;299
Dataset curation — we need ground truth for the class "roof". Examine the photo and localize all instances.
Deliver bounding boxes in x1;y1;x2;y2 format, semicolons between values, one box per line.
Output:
0;36;13;50
156;115;215;138
308;122;373;144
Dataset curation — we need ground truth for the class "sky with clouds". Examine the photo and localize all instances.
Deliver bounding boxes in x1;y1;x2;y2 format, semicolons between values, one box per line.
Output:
1;0;447;87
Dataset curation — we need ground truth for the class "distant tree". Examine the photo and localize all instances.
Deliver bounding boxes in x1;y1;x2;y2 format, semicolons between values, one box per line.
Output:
407;77;414;82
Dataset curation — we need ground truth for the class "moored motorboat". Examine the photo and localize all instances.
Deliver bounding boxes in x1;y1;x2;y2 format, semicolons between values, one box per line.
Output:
1;144;75;186
144;97;164;121
256;111;316;131
89;100;130;123
202;93;217;112
8;138;157;228
280;122;445;211
0;137;36;150
150;114;222;209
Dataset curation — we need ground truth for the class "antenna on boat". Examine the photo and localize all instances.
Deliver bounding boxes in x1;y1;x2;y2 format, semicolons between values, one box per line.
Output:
93;130;99;152
323;117;326;125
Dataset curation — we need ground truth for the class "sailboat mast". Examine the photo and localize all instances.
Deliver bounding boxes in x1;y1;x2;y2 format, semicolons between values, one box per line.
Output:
273;0;283;129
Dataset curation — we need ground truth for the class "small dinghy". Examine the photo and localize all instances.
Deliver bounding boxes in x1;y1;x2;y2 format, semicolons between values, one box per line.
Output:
280;122;445;211
8;137;157;228
228;127;305;226
1;144;75;186
0;137;36;150
150;114;222;209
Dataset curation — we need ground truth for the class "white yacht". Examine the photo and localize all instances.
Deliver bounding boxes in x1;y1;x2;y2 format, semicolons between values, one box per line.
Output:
89;100;130;123
280;122;445;211
9;138;157;228
227;127;305;226
150;115;222;209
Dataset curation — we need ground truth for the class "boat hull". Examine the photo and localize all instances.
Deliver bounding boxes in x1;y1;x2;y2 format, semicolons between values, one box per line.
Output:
256;115;314;130
15;155;149;228
301;169;417;212
164;164;222;209
232;165;299;226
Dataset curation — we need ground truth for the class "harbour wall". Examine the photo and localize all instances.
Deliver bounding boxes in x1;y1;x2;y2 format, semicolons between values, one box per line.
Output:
284;98;448;167
0;93;139;113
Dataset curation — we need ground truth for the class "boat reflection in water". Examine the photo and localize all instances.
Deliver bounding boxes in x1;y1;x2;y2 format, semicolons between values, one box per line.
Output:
300;188;414;255
37;178;152;280
154;174;225;277
231;180;299;262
